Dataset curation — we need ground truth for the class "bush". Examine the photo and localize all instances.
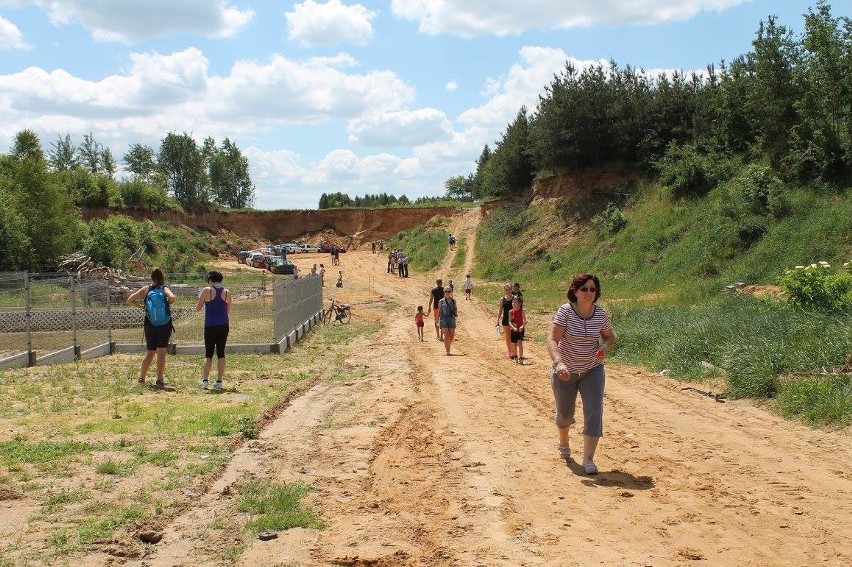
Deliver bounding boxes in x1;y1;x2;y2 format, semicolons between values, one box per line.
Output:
777;262;852;312
592;203;628;233
657;143;743;199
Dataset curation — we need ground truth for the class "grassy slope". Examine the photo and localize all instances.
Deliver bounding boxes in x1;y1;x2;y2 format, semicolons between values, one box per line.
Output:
472;178;851;427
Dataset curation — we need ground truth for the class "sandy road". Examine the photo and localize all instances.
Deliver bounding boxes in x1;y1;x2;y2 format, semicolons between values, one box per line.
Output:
132;209;851;566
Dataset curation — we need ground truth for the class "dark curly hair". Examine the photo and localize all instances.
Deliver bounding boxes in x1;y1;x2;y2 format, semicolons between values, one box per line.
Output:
567;273;601;303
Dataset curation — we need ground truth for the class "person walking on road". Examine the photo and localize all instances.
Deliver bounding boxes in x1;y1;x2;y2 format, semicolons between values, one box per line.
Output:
427;279;444;341
464;274;473;300
415;305;425;341
438;286;458;355
196;270;231;390
509;296;526;363
547;273;616;475
497;283;516;359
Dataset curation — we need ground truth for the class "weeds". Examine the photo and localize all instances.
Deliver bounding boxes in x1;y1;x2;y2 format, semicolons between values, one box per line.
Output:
238;480;324;535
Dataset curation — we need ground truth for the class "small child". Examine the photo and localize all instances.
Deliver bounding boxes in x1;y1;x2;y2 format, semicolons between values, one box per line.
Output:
414;305;425;341
464;274;473;300
336;271;343;288
508;296;526;363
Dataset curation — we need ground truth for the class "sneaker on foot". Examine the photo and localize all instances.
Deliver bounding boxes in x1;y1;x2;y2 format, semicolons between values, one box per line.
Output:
213;381;222;391
199;379;208;389
582;461;598;475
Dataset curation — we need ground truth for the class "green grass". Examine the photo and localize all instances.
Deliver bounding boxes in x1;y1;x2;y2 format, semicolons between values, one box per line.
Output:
0;313;382;564
390;223;449;272
238;480;325;534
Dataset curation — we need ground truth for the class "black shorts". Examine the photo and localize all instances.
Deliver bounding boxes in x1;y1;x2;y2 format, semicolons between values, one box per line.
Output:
204;324;230;359
144;320;172;350
510;329;525;343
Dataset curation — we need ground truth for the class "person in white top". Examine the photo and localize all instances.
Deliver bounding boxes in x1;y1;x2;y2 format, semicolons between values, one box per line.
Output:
463;274;473;300
546;273;616;475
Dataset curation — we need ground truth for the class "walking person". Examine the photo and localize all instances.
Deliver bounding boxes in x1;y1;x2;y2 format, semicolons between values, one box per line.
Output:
196;270;231;390
497;283;516;359
415;305;425;341
427;279;444;341
547;274;616;475
127;267;175;387
319;264;326;286
509;296;527;363
464;274;473;300
438;286;458;355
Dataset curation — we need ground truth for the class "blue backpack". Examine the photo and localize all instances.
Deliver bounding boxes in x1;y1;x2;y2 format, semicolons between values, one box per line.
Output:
145;285;171;326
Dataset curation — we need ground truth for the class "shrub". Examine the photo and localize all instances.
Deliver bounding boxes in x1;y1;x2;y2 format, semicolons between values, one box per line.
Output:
592;203;628;233
777;262;852;312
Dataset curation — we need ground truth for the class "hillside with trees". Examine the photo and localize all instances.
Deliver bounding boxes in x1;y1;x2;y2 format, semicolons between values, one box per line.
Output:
0;130;254;271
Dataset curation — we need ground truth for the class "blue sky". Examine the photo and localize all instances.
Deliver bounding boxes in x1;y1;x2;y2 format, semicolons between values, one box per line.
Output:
0;1;824;209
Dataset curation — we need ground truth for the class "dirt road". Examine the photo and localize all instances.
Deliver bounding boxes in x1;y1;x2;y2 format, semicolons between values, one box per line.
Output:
132;209;852;566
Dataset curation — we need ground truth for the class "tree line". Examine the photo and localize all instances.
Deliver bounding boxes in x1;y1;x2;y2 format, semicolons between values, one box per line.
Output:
448;1;851;200
318;191;473;209
0;130;255;270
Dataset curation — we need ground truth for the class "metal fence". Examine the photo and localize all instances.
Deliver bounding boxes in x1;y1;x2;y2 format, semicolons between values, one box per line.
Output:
0;271;323;369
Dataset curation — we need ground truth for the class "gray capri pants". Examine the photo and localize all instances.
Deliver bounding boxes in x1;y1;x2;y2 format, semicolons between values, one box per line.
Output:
551;363;606;438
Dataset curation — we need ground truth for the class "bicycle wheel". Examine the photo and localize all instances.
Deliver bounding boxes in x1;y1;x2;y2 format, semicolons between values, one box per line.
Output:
338;307;351;324
323;308;332;325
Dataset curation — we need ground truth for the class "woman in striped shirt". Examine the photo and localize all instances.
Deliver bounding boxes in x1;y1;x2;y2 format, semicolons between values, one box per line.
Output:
547;274;616;475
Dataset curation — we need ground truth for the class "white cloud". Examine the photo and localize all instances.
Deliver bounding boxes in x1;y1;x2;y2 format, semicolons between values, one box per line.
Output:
348;108;453;146
445;80;457;92
0;14;31;49
20;0;253;43
390;0;747;37
286;0;376;47
459;46;586;131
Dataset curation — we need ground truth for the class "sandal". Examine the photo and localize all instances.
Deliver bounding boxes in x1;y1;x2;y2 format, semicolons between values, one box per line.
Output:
558;445;571;460
582;461;598;475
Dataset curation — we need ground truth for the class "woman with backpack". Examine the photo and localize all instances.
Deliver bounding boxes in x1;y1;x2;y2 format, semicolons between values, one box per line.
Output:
127;267;175;387
438;286;458;355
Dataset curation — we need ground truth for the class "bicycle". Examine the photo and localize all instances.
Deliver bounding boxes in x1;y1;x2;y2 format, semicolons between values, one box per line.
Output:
322;298;351;324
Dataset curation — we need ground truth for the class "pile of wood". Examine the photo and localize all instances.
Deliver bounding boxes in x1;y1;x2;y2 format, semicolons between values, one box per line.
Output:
57;253;125;281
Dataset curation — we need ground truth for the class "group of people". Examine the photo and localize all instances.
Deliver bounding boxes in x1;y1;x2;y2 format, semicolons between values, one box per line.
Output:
133;263;616;478
496;282;526;362
126;268;232;391
387;249;409;277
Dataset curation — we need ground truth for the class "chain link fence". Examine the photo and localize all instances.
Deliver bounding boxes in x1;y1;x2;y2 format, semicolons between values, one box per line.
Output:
0;271;323;368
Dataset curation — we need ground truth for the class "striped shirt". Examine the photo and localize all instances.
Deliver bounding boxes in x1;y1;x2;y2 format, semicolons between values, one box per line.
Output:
552;303;612;373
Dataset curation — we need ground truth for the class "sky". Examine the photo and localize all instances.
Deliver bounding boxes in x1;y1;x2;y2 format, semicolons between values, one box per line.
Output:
0;1;828;210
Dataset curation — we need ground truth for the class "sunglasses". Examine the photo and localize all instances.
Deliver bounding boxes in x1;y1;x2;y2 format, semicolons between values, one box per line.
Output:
579;286;597;293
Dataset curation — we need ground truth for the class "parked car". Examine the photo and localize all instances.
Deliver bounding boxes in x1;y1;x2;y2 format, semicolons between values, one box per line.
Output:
319;242;347;253
280;243;300;254
237;250;252;264
298;243;321;253
248;252;271;268
267;257;297;275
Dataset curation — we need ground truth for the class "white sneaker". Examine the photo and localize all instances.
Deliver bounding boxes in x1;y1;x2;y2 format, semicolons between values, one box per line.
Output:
212;381;222;391
199;380;208;389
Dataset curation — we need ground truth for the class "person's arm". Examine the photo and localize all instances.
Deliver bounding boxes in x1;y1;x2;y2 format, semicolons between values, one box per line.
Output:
548;322;569;379
520;309;527;330
224;288;232;316
427;293;434;311
126;285;148;309
164;287;176;304
596;327;616;360
497;300;503;324
195;286;210;311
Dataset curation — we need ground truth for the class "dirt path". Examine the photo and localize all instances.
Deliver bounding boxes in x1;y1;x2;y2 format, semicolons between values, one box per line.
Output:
126;212;851;567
